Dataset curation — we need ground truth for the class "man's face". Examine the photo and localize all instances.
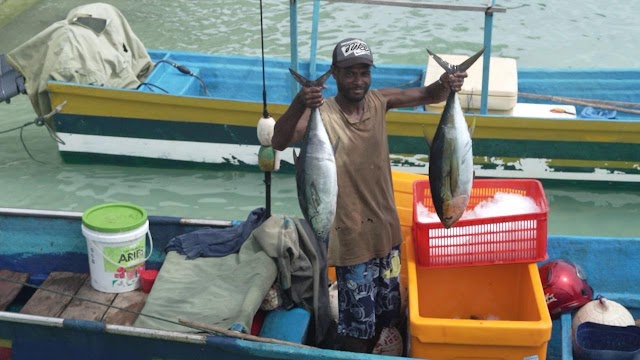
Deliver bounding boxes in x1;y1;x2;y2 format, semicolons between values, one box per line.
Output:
333;64;371;102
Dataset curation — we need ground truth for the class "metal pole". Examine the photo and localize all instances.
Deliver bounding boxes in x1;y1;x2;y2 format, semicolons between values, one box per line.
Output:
480;0;496;115
309;0;321;79
325;0;506;12
289;0;300;98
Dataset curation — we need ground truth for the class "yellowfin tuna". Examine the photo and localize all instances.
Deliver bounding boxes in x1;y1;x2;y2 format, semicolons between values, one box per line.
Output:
426;48;484;228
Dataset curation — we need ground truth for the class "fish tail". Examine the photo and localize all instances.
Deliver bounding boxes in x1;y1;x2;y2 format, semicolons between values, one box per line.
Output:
457;48;485;73
426;47;485;74
289;68;309;87
288;68;333;87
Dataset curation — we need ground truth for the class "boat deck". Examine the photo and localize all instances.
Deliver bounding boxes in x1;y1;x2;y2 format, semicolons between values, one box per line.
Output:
0;270;147;326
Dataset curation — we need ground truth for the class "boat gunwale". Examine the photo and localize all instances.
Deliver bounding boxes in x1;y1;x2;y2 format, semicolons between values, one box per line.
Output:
0;207;233;227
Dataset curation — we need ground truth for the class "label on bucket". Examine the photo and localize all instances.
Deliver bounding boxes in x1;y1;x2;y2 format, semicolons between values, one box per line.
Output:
89;236;146;290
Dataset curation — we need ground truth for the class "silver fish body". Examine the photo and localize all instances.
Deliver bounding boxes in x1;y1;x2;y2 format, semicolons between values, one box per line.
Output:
289;68;337;247
426;48;484;228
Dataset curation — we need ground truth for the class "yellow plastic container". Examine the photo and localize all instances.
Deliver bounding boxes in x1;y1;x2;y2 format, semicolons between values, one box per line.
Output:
407;242;552;360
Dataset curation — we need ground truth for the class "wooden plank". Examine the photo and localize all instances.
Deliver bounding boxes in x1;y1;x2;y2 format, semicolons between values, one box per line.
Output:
102;290;147;326
59;277;116;321
0;269;29;311
20;272;87;317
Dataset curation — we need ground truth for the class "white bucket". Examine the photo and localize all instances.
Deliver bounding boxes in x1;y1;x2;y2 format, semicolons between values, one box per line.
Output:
81;203;153;293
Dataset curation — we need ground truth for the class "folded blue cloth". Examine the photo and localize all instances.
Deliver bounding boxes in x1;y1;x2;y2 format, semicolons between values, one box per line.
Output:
580;106;617;119
165;207;268;259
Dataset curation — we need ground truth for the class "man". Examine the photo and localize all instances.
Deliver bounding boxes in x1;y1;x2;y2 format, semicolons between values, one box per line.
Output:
271;38;467;353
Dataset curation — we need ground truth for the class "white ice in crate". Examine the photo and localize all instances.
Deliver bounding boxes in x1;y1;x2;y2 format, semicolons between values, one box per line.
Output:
417;192;541;223
416;193;543;264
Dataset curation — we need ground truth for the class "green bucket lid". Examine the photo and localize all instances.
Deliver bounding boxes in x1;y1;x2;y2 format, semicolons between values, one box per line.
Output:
82;202;148;233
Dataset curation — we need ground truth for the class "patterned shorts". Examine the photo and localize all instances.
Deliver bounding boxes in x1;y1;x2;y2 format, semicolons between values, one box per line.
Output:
335;244;401;339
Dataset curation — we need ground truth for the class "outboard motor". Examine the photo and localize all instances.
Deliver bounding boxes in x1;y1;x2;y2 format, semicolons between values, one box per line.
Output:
0;54;27;103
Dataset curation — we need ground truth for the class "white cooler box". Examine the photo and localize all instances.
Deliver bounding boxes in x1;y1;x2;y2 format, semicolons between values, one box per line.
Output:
424;53;518;111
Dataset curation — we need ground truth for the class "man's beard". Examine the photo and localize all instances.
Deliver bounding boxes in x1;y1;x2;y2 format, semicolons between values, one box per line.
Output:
337;83;370;102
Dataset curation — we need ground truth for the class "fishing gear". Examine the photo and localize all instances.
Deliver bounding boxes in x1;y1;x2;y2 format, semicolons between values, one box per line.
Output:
136;82;169;93
142;59;209;96
256;0;276;219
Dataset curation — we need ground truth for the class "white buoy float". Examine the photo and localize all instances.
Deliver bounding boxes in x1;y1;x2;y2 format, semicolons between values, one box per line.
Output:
257;116;280;171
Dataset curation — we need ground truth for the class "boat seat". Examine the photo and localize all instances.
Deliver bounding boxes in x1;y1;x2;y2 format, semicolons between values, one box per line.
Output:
424;53;518;111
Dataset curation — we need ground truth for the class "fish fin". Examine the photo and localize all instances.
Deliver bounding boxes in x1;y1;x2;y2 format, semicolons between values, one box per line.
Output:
468;115;477;137
289;68;333;87
421;125;433;148
332;138;340;155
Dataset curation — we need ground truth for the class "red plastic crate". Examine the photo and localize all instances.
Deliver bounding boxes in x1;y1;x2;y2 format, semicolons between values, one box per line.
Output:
412;179;549;268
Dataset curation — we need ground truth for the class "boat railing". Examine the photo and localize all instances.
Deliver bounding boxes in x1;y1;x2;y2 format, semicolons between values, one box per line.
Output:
289;0;507;115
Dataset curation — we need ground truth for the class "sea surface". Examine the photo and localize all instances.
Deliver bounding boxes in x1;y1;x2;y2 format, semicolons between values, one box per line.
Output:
0;0;638;237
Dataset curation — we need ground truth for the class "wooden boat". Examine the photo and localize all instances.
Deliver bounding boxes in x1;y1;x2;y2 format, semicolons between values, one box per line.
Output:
2;1;639;185
1;170;638;359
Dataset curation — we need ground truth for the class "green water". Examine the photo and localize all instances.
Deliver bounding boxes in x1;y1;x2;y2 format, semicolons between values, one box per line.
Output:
0;0;639;237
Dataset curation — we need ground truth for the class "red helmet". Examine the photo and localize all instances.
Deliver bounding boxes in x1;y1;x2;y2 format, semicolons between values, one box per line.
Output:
539;260;593;318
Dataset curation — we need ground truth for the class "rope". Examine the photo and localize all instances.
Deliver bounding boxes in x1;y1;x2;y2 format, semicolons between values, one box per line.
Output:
518;93;640;115
137;82;169;93
154;59;209;96
259;0;272;219
0;100;67;164
259;0;269;119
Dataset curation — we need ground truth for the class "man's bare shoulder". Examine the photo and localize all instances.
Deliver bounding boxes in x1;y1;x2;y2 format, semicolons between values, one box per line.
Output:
377;87;402;98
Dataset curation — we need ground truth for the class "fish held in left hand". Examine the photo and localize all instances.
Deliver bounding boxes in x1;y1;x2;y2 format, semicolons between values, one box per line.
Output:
289;68;338;247
425;48;484;228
